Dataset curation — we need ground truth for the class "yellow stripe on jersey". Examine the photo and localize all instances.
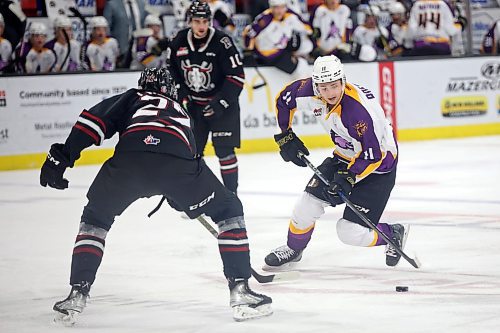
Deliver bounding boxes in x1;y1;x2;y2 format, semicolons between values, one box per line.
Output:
289;220;315;235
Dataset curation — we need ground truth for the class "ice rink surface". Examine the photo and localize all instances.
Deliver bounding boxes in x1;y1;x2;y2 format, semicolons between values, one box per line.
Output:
1;135;500;333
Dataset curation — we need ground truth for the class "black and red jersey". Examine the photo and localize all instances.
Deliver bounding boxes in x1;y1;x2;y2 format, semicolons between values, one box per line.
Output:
63;88;197;164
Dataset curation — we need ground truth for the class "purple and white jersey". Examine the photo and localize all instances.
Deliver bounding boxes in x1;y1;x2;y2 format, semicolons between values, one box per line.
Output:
311;4;352;53
276;78;398;179
24;47;57;73
85;37;119;71
0;37;12;71
407;0;460;51
243;8;313;60
46;39;81;71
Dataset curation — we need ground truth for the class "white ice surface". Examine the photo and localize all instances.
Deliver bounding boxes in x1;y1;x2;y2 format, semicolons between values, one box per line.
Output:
1;136;500;333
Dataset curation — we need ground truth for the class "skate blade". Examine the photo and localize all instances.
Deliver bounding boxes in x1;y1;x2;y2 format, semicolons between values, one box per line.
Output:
53;310;79;326
261;261;300;272
233;304;273;322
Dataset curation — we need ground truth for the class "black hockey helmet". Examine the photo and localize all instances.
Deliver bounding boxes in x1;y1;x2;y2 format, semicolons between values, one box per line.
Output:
138;67;178;100
187;1;212;21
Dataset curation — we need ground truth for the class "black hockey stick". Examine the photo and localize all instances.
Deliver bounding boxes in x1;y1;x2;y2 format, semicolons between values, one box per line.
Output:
297;152;421;269
366;2;392;57
69;7;89;70
196;215;300;283
59;28;71;71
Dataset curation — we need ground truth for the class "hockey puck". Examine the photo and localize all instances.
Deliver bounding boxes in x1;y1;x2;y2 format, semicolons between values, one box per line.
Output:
396;286;409;292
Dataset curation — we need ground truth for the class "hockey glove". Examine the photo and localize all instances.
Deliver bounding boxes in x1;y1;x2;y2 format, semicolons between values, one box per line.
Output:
202;99;229;121
455;16;468;31
274;130;309;167
324;169;356;203
40;143;70;190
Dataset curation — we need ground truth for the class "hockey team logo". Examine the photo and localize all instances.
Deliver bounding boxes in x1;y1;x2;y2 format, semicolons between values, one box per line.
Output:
143;134;160;145
0;90;6;107
181;60;214;92
313;108;322;117
353;121;368;137
176;47;189;56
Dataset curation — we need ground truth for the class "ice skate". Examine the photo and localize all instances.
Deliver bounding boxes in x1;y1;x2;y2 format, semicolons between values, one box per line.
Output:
53;282;90;326
229;278;273;322
263;245;303;271
385;224;410;267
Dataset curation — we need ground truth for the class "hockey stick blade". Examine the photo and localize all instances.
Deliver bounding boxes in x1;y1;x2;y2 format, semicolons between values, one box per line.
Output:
196;216;301;283
298;152;421;269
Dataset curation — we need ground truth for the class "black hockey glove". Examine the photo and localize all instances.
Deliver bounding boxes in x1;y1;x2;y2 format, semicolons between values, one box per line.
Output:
274;130;309;167
202;99;229;121
40;143;70;190
286;32;301;52
324;169;356;203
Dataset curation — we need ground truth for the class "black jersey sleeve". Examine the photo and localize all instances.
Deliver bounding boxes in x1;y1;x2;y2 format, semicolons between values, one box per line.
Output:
211;33;245;106
63;89;137;165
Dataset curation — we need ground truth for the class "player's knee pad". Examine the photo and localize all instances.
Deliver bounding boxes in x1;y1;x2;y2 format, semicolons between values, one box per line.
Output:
291;192;328;230
78;222;108;239
217;215;246;233
336;218;373;247
214;146;235;159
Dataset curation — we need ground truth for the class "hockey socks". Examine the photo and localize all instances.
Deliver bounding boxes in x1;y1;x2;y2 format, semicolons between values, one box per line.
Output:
219;154;238;193
218;228;251;279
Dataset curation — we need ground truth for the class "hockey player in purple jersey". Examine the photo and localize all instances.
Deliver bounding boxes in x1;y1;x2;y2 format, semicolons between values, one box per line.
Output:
41;68;272;324
264;55;410;270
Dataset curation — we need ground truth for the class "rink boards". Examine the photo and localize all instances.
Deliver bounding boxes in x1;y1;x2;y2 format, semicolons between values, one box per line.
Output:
1;56;499;170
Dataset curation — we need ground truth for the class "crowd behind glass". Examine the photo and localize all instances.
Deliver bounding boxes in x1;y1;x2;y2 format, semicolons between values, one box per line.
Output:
0;0;498;75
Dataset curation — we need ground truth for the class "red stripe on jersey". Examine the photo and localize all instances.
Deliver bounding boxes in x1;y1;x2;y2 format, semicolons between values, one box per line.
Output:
221;168;238;174
82;111;107;132
219;246;249;252
75;124;100;144
122;126;191;149
219;231;247;239
73;247;103;257
227;77;244;87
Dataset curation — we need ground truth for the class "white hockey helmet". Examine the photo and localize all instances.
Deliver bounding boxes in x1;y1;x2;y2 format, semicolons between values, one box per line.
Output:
89;16;109;29
145;14;162;27
388;2;406;14
53;15;72;28
0;13;4;26
29;22;48;36
312;55;346;96
269;0;287;7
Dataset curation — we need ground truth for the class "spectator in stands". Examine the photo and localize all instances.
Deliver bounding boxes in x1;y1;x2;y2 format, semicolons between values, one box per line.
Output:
481;19;500;55
385;1;410;57
243;0;313;76
0;12;13;72
130;14;165;69
103;0;146;67
0;0;26;49
85;16;120;71
407;0;465;56
15;22;57;73
350;5;388;61
310;0;353;60
46;15;81;72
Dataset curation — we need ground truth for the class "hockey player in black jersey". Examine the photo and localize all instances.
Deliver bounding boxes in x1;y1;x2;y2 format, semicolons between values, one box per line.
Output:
41;68;272;324
168;1;245;194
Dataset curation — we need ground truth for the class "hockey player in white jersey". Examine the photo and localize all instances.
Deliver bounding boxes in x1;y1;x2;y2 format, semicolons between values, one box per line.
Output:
407;0;465;56
85;16;120;71
310;0;352;58
243;0;313;75
385;1;410;56
130;14;165;69
46;15;81;72
264;55;410;270
19;22;57;73
481;19;500;54
0;13;12;72
351;5;388;60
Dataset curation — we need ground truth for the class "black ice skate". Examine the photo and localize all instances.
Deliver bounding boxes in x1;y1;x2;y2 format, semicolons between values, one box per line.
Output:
385;224;410;267
53;282;90;326
263;245;303;271
229;278;273;321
